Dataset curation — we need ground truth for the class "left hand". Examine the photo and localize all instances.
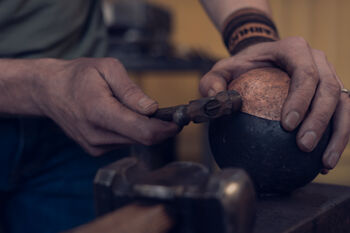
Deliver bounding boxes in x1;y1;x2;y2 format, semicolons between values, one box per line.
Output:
199;37;350;171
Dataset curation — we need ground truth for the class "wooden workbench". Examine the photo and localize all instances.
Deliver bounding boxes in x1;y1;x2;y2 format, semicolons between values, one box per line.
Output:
254;183;350;233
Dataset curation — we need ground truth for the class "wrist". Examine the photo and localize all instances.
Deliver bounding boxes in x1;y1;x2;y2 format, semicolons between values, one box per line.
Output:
33;58;68;118
222;8;279;55
0;58;63;116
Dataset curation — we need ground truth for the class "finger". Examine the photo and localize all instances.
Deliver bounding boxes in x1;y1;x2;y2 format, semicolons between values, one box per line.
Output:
199;57;254;97
86;142;132;157
82;125;139;147
295;50;340;152
273;38;321;132
66;122;137;156
320;169;329;175
79;139;109;157
92;96;179;145
328;62;343;87
101;58;158;115
64;127;109;157
199;58;234;97
80;139;128;157
199;70;228;97
322;94;350;169
319;60;348;169
199;54;272;97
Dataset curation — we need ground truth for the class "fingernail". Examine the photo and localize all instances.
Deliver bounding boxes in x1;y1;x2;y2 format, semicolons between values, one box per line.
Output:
208;82;224;96
208;89;216;96
284;111;300;130
213;82;223;92
299;131;317;151
138;97;157;113
325;152;341;169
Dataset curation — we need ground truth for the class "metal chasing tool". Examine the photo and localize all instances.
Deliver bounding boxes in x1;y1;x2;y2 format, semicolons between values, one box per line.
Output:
93;157;256;233
152;90;242;127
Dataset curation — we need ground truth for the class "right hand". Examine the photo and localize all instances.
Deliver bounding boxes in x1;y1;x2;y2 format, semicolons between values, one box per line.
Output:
199;37;350;171
36;58;179;156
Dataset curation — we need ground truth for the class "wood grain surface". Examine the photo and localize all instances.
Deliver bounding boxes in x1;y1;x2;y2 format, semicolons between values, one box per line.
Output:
64;204;173;233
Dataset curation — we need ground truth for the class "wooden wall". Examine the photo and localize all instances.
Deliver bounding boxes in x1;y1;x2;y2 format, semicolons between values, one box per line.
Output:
139;0;350;185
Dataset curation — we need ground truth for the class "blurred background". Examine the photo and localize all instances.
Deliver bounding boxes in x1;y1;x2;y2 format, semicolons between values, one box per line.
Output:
103;0;350;186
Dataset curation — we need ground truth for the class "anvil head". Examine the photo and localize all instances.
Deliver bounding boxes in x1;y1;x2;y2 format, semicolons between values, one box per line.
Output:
94;157;256;233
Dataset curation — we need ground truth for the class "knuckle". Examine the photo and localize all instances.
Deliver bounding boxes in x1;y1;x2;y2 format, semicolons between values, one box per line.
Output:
290;36;308;47
85;102;104;123
199;74;209;85
324;80;341;96
344;130;350;143
86;135;101;147
102;57;122;67
207;70;226;80
281;37;310;55
314;112;331;128
212;57;231;69
313;49;327;59
74;57;91;65
293;89;311;100
198;79;208;96
344;101;350;112
79;125;103;147
301;65;319;82
98;58;124;73
140;129;158;146
84;109;96;123
75;58;98;70
121;84;141;100
79;65;98;77
87;147;104;157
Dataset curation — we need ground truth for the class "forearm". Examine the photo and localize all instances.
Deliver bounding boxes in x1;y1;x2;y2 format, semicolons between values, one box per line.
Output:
0;58;53;116
200;0;272;31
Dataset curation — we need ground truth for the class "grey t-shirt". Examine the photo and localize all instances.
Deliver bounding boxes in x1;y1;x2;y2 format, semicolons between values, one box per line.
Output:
0;0;107;58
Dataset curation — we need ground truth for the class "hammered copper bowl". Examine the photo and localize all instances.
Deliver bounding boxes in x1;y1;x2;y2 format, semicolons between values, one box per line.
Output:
209;68;331;195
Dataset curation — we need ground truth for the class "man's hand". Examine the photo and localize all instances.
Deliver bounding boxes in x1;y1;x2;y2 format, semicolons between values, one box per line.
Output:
199;37;350;170
36;58;179;156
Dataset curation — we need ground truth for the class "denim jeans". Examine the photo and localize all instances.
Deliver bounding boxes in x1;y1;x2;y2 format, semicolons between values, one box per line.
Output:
0;117;128;233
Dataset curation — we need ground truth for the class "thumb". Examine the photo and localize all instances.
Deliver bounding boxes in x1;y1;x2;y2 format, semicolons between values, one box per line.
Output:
199;70;228;97
118;82;158;116
104;61;158;115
